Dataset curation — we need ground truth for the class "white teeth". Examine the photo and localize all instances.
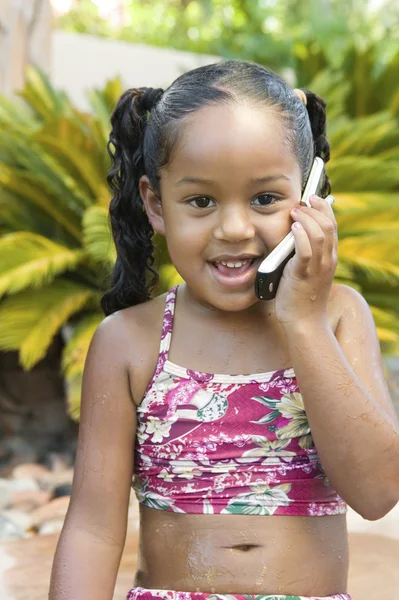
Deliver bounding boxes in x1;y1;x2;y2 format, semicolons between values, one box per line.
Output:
217;260;249;268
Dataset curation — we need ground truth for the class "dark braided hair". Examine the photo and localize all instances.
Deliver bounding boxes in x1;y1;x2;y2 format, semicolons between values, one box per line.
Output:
101;60;331;315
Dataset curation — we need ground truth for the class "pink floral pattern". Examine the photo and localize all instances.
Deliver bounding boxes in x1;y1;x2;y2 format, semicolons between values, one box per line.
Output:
127;587;352;600
133;287;346;516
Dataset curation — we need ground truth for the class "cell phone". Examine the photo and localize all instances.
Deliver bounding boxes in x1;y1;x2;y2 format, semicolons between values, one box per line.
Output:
255;157;328;301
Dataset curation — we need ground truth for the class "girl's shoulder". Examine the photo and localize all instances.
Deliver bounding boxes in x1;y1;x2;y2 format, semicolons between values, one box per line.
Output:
328;283;371;325
96;293;169;405
328;283;379;346
98;292;167;338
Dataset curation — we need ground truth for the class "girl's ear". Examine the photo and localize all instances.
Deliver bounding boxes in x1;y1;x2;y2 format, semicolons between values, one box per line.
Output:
139;175;166;236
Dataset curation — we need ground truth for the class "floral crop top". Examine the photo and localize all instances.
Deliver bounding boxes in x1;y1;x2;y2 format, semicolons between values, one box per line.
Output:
132;286;346;516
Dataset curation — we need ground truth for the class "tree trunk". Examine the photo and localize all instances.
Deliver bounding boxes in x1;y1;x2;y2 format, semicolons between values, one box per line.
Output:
0;0;52;96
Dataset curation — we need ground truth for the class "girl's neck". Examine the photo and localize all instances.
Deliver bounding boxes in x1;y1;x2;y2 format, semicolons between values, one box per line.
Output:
177;283;275;327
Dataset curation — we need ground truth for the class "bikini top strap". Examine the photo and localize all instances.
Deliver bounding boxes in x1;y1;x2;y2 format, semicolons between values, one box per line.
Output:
158;285;178;360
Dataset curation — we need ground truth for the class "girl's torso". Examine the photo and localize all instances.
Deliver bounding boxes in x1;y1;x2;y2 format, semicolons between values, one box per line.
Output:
125;284;349;596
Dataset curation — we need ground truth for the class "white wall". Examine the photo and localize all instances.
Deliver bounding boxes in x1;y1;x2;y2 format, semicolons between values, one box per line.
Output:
51;31;221;111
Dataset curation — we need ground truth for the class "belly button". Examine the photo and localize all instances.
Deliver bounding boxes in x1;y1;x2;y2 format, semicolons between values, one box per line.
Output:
230;544;259;552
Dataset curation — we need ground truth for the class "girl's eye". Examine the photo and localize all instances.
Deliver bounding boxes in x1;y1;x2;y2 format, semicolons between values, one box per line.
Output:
252;194;279;207
189;197;215;209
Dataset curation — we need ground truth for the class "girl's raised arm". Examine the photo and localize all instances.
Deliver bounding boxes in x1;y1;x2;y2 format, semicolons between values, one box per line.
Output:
49;314;137;600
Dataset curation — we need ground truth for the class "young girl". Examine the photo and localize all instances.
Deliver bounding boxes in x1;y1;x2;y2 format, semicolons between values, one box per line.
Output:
50;60;399;600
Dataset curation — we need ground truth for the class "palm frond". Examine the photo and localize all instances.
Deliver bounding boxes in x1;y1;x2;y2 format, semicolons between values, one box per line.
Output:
86;76;123;147
83;206;116;265
0;233;83;298
18;66;73;121
0;165;82;241
65;374;85;422
333;192;399;212
308;69;351;123
35;126;109;206
62;312;104;420
369;305;399;345
0;95;39;136
62;312;104;378
329;112;398;158
0;280;100;369
338;236;399;283
4;131;93;212
337;209;399;235
329;157;399;191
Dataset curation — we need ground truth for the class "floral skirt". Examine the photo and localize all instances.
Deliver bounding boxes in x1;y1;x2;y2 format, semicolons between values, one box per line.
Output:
126;586;351;600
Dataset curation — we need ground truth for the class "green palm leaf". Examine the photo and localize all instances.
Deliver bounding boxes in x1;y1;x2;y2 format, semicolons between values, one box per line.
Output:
329;112;398;158
329;157;399;191
62;312;104;418
338;236;399;283
35;127;109;205
4;131;93;213
0;165;82;242
333;192;399;212
19;66;73;121
83;206;116;265
0;280;99;369
0;232;83;298
369;306;399;344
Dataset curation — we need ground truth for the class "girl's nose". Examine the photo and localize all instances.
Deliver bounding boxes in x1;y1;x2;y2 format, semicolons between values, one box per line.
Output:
213;207;256;242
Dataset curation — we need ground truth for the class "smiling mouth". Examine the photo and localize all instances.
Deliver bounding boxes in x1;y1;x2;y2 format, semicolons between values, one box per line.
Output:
210;258;258;277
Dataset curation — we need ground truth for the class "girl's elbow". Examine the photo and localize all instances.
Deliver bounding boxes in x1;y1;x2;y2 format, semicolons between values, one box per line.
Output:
357;488;399;521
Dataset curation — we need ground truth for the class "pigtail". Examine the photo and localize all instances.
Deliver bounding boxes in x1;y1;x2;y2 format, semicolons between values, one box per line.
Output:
302;89;331;197
101;87;163;316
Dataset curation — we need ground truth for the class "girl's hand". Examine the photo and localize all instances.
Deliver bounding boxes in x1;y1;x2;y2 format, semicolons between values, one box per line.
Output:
274;194;337;328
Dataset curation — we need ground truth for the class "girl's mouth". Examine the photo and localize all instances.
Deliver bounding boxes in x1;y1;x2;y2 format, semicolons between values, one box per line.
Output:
213;258;255;276
208;257;260;287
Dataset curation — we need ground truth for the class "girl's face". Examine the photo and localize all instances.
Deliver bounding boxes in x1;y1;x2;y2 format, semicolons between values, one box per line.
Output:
142;103;303;313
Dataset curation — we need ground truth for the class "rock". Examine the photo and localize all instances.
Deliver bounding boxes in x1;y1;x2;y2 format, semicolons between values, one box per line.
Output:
2;477;40;493
12;462;73;492
11;489;52;512
0;480;13;510
38;518;65;535
44;451;74;472
29;496;70;531
0;436;39;469
1;509;32;533
12;462;51;482
0;514;26;539
38;467;74;492
52;483;72;498
0;476;40;508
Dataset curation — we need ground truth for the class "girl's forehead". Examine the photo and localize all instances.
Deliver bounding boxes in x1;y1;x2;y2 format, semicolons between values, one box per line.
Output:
167;103;300;181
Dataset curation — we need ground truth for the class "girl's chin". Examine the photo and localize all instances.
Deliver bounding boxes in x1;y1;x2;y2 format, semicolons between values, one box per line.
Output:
183;278;260;313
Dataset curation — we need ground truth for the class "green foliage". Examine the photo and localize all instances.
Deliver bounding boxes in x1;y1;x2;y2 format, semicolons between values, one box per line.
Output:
0;68;122;417
1;65;399;422
56;0;399;118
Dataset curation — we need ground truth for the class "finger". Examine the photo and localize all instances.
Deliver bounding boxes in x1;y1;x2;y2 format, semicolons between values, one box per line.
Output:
295;201;337;257
291;221;312;278
309;194;338;252
291;206;327;264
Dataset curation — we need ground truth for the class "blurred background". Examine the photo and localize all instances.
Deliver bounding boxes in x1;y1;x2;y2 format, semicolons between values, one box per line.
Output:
0;1;399;599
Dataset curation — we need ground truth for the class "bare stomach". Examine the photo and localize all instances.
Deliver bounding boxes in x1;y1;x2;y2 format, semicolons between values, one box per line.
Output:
134;505;349;596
